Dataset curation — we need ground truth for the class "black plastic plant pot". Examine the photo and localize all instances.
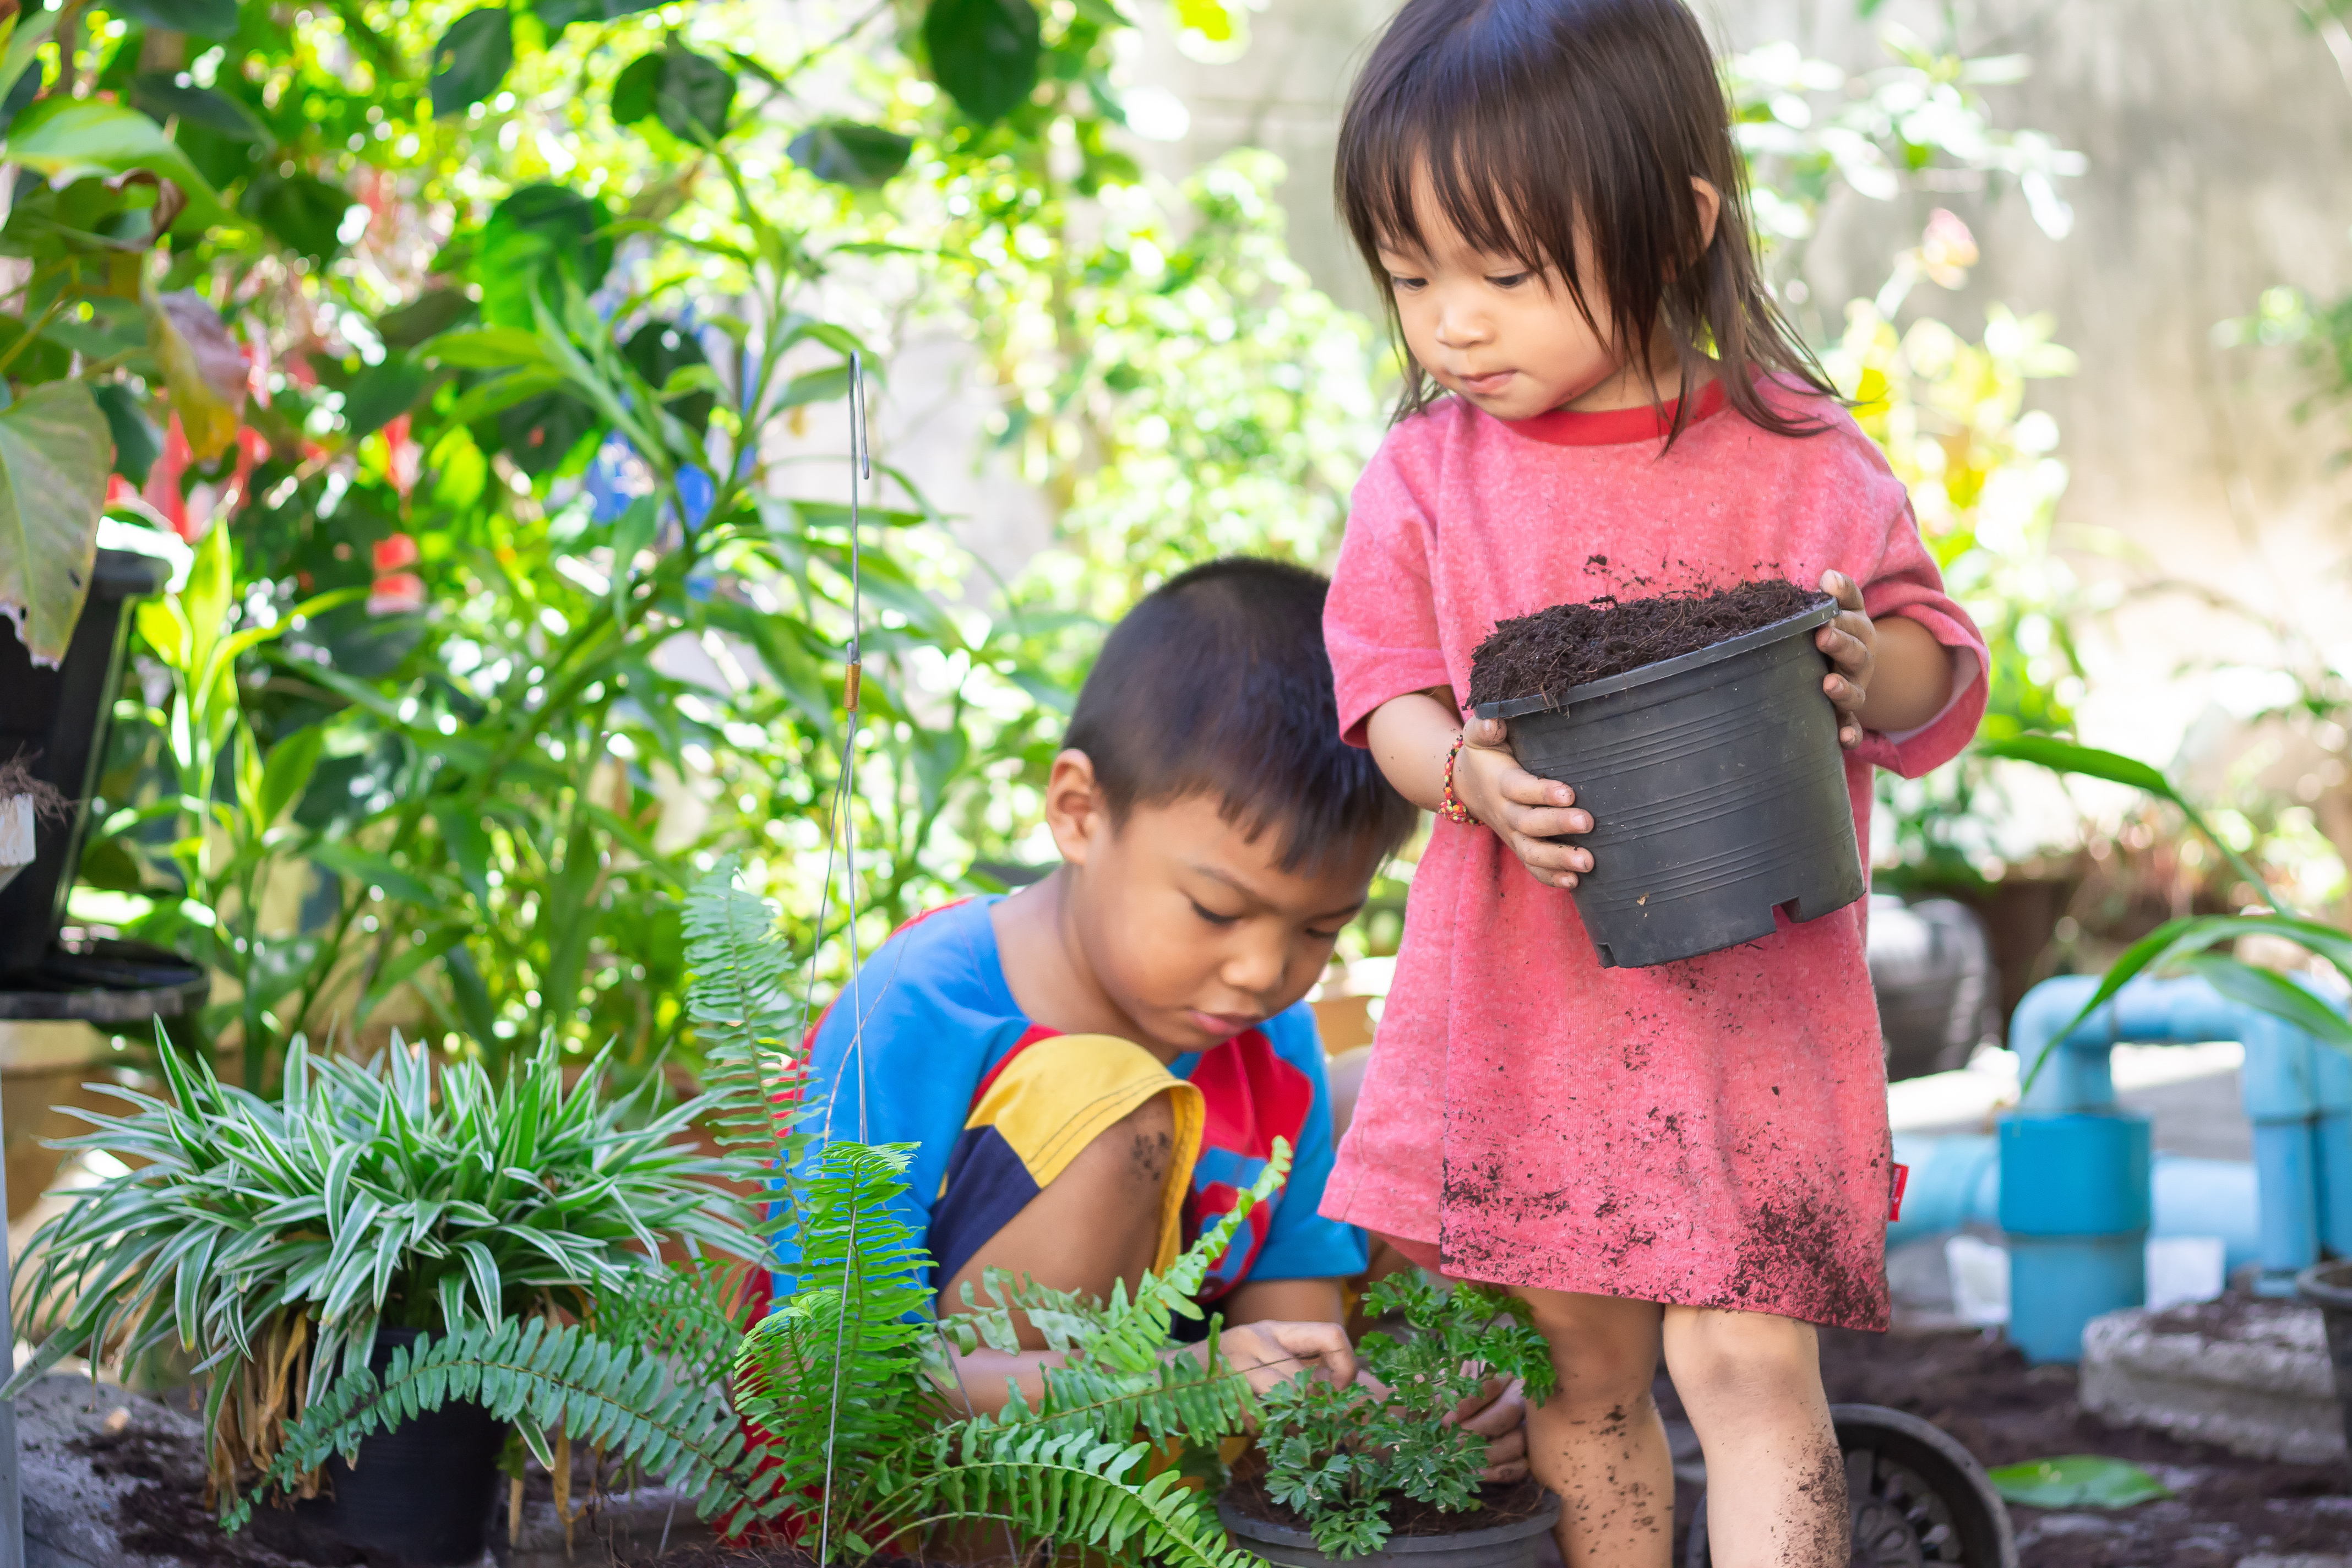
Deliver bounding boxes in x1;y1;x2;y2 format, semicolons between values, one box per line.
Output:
0;548;171;979
1218;1491;1560;1568
1686;1404;2016;1568
1471;601;1864;968
297;1327;509;1565
2296;1260;2352;1454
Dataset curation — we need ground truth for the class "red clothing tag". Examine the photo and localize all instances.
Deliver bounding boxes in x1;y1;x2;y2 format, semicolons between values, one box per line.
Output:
1888;1162;1910;1223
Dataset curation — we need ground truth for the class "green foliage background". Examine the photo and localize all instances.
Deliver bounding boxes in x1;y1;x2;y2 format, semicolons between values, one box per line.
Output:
8;0;2093;1088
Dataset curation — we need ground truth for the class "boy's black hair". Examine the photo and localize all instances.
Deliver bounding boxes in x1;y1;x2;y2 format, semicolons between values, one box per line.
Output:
1337;0;1836;445
1065;558;1418;873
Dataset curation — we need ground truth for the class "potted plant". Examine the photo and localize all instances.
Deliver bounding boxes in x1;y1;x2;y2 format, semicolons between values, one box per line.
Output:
0;546;178;987
2;1031;760;1564
1468;581;1863;968
1220;1274;1559;1568
54;864;1320;1568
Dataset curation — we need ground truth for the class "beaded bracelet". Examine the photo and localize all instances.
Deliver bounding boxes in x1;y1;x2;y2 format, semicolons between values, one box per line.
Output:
1439;734;1479;825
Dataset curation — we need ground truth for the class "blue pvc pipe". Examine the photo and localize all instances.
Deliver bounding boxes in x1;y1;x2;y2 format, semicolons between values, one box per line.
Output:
1995;973;2352;1361
1888;1133;2262;1273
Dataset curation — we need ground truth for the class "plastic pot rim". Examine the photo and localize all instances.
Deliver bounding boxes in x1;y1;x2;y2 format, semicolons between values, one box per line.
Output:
1470;601;1839;722
2296;1259;2352;1310
1217;1490;1562;1556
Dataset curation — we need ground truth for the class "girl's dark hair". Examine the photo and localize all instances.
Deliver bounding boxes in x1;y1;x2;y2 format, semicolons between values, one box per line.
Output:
1064;558;1417;874
1337;0;1834;443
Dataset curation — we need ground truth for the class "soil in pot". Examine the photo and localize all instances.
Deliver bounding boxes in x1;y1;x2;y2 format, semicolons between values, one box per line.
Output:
1466;581;1862;969
1219;1473;1559;1567
1466;580;1828;709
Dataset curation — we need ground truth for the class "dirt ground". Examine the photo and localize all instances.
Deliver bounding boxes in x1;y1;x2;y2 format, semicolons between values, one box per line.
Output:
1759;1323;2352;1567
92;1321;2352;1568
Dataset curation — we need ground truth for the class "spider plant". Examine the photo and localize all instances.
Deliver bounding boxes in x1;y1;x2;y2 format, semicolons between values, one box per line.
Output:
18;864;1321;1565
2;1031;755;1504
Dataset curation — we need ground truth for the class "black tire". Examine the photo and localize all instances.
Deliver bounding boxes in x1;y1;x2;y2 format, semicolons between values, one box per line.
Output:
1684;1403;2017;1568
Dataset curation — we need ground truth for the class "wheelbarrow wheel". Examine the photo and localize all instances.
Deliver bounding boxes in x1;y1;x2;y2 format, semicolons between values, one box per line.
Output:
1683;1403;2017;1568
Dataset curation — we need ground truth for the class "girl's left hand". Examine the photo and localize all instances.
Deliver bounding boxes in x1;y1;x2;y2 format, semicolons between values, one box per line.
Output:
1815;570;1876;750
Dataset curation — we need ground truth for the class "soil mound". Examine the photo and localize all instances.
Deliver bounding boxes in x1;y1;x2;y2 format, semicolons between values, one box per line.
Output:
1466;580;1827;710
1221;1471;1555;1540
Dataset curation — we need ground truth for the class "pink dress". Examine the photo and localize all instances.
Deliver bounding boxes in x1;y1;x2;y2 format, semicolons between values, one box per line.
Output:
1319;381;1988;1331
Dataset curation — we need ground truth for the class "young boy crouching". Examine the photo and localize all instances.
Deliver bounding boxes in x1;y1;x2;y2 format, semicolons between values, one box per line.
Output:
792;559;1457;1415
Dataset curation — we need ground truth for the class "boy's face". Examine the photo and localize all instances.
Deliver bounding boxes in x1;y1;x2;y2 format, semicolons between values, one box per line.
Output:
1049;758;1382;1060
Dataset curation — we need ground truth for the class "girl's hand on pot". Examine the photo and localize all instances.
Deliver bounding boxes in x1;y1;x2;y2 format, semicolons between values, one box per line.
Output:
1815;570;1877;750
1453;717;1594;889
1215;1319;1360;1396
1446;1375;1529;1482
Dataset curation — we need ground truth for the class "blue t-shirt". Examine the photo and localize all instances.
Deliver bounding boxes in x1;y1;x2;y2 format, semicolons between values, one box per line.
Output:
793;896;1368;1294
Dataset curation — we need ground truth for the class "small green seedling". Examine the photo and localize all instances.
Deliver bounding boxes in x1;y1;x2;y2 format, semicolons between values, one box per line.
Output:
1258;1273;1556;1558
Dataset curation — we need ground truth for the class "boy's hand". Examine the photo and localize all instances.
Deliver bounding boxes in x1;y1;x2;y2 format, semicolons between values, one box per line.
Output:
1816;570;1877;750
1217;1319;1359;1395
1447;1374;1530;1482
1451;716;1593;889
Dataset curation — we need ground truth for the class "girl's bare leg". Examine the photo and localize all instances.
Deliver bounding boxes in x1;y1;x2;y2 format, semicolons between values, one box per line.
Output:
1513;1288;1674;1568
1662;1306;1844;1568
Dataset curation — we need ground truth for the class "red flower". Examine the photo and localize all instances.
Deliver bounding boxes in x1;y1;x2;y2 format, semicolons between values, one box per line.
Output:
372;532;420;573
367;571;426;617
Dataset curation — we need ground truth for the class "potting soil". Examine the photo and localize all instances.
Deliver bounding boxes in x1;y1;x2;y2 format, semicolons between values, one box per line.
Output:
1222;1471;1556;1540
1464;580;1828;709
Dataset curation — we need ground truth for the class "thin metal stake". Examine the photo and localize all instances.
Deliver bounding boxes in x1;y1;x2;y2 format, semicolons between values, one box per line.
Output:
814;352;874;1568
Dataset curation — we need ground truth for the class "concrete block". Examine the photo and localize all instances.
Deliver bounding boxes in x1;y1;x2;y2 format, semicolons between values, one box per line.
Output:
15;1374;206;1568
2080;1302;2347;1463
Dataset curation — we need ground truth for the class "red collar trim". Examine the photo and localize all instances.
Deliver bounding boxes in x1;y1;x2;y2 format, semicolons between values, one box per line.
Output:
1502;379;1728;447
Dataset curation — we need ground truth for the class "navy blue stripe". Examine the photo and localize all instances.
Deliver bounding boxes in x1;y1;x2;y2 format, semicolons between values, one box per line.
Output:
928;1124;1041;1289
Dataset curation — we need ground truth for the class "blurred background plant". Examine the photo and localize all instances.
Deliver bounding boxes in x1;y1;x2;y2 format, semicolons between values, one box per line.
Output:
28;0;2146;1086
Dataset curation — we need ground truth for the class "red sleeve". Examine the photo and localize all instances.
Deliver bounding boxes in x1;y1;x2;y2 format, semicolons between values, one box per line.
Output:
1326;427;1451;748
1843;460;1989;780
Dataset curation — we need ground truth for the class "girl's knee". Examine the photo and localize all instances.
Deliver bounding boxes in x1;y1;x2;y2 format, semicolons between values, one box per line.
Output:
1663;1307;1823;1409
1514;1288;1661;1403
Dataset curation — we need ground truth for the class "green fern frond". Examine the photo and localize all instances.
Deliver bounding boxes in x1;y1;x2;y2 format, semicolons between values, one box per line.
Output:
733;1140;943;1536
219;1319;782;1534
867;1428;1263;1568
683;859;815;1251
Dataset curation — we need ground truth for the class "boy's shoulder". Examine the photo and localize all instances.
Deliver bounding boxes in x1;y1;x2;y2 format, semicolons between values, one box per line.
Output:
825;895;1019;1037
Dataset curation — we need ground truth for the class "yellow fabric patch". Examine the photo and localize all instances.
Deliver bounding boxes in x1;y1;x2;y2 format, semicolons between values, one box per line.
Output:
961;1032;1205;1274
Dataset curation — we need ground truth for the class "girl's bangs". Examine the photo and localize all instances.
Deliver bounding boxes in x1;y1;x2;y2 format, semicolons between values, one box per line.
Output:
1347;92;1575;279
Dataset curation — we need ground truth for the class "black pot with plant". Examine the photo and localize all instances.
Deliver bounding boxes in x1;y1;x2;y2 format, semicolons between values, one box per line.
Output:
1467;582;1863;969
290;1328;510;1565
2;1031;759;1564
1219;1275;1559;1568
2297;1260;2352;1455
1684;1404;2016;1568
0;545;203;1006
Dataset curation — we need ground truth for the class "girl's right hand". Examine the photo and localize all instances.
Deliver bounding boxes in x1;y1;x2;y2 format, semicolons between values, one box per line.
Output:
1450;716;1594;889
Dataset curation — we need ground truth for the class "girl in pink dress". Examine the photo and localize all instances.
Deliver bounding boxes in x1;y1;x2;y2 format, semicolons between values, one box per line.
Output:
1316;1;1988;1564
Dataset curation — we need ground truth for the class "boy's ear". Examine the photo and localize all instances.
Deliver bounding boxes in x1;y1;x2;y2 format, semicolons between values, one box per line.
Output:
1043;748;1112;866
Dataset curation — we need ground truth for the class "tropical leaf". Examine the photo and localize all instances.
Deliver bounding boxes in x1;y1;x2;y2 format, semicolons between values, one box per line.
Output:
430;8;516;118
788;122;914;188
0;380;115;666
145;288;247;461
1986;1454;2170;1509
922;0;1041;125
